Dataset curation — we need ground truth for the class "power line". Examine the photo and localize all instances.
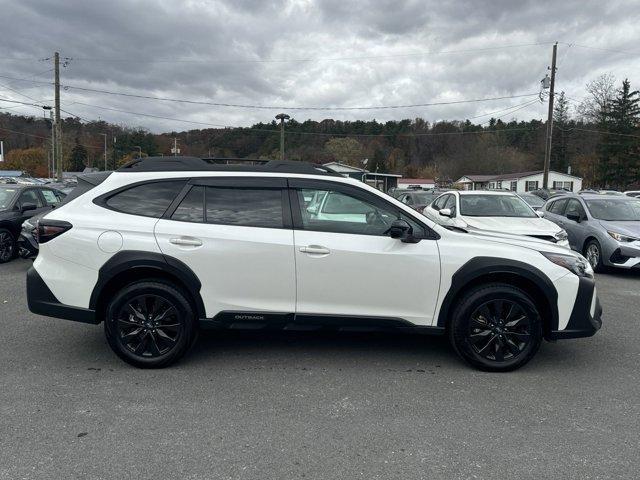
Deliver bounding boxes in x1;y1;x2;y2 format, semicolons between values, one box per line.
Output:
61;85;542;111
560;127;640;139
560;42;640;57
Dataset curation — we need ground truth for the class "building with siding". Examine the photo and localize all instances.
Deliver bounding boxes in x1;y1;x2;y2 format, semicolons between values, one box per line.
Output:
455;170;582;192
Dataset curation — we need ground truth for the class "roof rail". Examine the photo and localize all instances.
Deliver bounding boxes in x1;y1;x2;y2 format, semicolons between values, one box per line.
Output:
117;156;341;176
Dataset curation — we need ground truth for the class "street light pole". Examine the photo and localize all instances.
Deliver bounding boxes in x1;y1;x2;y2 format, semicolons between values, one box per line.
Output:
275;113;290;161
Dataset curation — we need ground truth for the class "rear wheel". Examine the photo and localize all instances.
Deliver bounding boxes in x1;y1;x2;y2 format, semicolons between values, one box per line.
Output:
584;239;604;273
449;283;543;372
0;228;16;263
104;280;197;368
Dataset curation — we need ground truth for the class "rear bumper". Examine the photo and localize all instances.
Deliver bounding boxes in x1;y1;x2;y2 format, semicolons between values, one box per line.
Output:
26;266;99;324
549;276;602;340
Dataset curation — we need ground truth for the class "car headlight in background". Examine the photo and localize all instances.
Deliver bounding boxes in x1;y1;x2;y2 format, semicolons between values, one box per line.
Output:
608;231;639;243
541;251;594;278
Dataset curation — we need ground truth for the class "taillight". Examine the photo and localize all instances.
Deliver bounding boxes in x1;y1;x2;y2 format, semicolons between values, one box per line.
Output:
37;220;72;244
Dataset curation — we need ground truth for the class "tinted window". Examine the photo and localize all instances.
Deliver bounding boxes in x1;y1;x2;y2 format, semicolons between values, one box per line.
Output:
106;181;185;217
205;187;283;228
548;199;568;214
18;189;44;208
298;188;423;236
172;186;204;222
565;199;585;219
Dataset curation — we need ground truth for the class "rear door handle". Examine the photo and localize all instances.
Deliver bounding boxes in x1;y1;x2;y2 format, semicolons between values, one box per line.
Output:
300;245;330;255
169;236;203;247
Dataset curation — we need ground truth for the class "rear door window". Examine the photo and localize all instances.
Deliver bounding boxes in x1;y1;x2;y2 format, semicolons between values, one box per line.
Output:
171;186;204;222
105;181;186;217
205;186;284;228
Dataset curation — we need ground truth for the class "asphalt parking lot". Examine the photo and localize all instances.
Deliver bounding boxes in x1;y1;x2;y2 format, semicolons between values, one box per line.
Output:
1;259;639;479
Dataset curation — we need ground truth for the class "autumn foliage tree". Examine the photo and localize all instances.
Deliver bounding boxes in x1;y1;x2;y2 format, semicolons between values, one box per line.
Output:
3;148;48;177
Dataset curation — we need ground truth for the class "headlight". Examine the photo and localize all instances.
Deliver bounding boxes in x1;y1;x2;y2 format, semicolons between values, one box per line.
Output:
541;251;594;278
555;229;568;241
608;230;638;243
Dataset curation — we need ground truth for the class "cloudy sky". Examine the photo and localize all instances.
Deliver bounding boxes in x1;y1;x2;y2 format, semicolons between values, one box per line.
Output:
0;0;639;133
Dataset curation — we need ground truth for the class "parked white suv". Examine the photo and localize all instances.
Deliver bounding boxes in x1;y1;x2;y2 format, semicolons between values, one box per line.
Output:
27;158;602;371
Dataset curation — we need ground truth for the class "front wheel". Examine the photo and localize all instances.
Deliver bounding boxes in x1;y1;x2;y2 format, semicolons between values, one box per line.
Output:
584;239;604;273
104;280;197;368
0;228;16;263
449;283;543;372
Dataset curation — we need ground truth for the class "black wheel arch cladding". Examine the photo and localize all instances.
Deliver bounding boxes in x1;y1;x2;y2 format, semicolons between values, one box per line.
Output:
90;250;206;319
437;257;559;332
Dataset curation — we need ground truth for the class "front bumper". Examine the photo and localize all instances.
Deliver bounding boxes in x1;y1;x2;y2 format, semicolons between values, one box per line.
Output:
549;276;602;340
26;266;99;324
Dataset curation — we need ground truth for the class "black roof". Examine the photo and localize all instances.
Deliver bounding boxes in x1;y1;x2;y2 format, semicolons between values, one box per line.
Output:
117;157;341;176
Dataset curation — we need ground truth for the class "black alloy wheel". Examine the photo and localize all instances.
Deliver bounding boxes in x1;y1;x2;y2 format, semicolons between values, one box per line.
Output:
468;299;532;362
105;281;197;368
0;229;16;263
449;283;543;372
116;294;183;357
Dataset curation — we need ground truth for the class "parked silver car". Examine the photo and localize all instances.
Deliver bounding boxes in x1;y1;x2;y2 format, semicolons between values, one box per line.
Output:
541;194;640;271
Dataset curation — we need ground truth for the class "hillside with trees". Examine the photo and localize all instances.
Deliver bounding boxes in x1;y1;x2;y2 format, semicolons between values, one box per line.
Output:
1;75;638;189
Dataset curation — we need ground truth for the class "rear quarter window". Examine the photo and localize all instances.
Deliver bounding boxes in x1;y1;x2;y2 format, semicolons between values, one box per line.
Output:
104;180;186;217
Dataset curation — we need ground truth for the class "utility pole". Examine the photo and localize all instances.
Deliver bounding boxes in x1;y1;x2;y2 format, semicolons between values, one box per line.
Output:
54;52;62;182
275;113;290;161
542;42;558;190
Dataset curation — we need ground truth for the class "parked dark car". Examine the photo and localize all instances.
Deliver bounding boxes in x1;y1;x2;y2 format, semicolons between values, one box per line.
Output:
0;184;66;263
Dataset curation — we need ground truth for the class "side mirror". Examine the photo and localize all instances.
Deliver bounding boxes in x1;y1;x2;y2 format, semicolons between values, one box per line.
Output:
439;208;453;218
566;212;581;223
387;219;419;244
21;203;37;213
536;210;544;217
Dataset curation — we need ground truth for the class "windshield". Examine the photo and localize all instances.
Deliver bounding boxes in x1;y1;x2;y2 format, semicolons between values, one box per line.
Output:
0;187;18;210
585;199;640;221
519;193;545;207
460;194;536;217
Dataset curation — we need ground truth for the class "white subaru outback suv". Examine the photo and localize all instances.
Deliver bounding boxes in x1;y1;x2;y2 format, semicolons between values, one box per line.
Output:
27;157;602;371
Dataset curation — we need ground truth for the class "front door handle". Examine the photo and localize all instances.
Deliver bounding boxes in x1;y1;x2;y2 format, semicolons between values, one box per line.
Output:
300;245;330;255
169;236;203;247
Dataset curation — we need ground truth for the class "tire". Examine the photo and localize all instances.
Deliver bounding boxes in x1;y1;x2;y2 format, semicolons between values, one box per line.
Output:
0;228;16;263
584;239;604;273
448;283;543;372
104;280;197;368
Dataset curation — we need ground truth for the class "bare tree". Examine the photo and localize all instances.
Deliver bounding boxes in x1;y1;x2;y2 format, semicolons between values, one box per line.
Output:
577;73;616;125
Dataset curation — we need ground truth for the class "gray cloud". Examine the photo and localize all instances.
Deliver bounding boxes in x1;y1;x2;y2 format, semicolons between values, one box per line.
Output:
0;0;638;133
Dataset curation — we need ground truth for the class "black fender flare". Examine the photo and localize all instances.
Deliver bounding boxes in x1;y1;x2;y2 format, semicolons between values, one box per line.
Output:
436;257;559;331
89;250;206;318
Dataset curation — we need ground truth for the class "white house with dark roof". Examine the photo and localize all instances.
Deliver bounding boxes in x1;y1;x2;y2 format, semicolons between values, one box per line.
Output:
455;170;583;192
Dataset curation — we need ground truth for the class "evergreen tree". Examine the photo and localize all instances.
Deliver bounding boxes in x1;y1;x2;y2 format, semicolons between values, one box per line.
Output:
605;79;640;187
68;138;88;172
552;92;571;173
